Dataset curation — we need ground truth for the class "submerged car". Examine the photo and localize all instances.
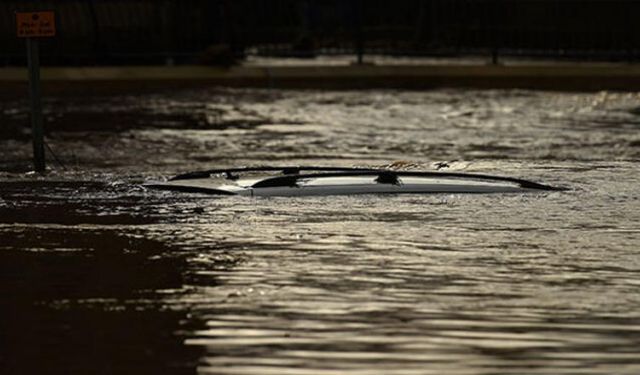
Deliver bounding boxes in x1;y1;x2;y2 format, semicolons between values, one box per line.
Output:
144;166;565;197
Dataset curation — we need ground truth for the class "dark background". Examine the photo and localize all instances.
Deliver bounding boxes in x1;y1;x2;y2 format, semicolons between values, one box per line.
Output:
2;0;640;66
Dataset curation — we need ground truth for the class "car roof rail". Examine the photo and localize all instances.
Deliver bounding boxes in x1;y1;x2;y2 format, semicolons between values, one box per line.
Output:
169;166;383;181
250;170;566;191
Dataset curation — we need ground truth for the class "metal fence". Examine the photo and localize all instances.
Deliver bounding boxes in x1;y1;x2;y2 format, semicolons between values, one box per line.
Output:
2;0;640;65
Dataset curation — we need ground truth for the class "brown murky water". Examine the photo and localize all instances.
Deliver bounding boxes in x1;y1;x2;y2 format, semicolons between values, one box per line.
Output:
1;88;640;374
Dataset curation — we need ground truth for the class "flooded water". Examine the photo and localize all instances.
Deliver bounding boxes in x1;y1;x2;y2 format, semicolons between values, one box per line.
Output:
1;88;640;374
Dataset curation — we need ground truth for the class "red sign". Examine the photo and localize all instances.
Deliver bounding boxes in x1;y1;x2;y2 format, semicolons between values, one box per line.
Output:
16;11;56;38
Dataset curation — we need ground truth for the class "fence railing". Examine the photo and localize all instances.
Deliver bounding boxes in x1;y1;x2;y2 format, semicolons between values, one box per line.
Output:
2;0;640;65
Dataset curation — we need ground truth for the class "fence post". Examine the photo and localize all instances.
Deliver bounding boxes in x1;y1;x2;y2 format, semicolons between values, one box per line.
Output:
87;0;104;63
354;0;364;64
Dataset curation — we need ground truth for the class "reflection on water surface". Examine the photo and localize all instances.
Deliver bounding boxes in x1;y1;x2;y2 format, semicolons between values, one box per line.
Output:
1;88;640;374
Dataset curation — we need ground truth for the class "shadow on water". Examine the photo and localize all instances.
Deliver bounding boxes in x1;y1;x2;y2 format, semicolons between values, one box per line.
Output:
0;227;205;375
0;174;257;374
0;177;229;374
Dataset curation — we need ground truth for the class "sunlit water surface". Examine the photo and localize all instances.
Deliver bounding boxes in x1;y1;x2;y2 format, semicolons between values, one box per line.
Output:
1;89;640;374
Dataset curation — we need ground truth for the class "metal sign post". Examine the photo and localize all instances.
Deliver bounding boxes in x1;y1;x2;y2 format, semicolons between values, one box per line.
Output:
26;37;45;172
16;11;56;172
